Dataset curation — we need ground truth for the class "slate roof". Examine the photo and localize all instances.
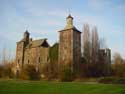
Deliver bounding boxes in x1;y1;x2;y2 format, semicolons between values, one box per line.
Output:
66;14;73;19
58;26;81;33
26;39;48;48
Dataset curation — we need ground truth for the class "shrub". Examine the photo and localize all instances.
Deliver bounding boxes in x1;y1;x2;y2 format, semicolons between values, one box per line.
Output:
3;63;15;78
19;68;29;80
0;65;4;78
98;77;115;84
98;77;125;84
19;65;40;80
59;66;73;82
114;78;125;84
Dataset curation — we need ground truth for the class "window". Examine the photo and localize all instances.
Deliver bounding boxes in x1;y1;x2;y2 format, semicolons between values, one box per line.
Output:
18;59;19;64
39;57;40;63
28;59;29;64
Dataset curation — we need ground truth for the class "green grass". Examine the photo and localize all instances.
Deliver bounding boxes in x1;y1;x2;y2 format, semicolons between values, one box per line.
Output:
0;80;125;94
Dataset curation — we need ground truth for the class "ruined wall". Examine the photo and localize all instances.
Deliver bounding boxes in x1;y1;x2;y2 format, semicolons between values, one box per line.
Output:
24;46;49;66
16;42;25;66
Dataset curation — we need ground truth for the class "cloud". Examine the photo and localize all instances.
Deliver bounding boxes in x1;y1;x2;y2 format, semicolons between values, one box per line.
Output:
87;0;111;11
87;0;125;16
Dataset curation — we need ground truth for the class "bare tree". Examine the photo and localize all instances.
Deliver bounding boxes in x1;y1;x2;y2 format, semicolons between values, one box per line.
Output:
83;23;91;63
2;46;7;64
1;45;14;64
91;26;100;64
112;53;125;77
113;53;123;64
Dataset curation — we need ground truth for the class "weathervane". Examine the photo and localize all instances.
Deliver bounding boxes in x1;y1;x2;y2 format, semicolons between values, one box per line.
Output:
68;8;71;15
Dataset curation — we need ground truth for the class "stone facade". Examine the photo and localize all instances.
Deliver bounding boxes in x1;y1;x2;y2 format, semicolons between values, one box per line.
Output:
58;14;81;74
16;31;49;69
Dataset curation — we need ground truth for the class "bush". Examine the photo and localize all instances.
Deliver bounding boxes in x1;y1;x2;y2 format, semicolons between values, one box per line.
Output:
115;78;125;84
59;67;73;82
19;68;29;80
98;77;125;84
0;65;4;78
19;65;40;80
98;77;115;84
0;63;15;79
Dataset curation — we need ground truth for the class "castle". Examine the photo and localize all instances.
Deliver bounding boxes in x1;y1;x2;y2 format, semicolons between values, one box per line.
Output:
16;14;111;77
16;31;49;70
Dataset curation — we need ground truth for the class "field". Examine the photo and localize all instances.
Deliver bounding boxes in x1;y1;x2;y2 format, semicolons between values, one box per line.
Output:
0;80;125;94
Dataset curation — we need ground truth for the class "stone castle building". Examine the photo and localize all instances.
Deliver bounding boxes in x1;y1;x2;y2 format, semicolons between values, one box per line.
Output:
58;14;81;74
16;31;49;68
16;14;111;77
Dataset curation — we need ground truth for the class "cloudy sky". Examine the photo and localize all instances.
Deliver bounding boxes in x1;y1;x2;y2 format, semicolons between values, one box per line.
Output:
0;0;125;60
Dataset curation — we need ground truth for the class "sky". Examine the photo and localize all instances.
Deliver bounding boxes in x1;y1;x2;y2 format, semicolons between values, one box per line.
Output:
0;0;125;60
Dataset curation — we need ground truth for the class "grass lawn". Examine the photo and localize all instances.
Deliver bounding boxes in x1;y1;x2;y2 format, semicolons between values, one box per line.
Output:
0;80;125;94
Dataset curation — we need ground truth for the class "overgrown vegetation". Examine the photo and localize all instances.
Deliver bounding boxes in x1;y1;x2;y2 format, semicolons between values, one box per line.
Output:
49;43;58;63
48;43;59;79
112;53;125;77
0;63;15;79
19;64;41;80
59;65;73;82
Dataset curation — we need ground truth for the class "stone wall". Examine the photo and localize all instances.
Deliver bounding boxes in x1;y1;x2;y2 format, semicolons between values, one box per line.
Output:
16;42;25;67
16;39;49;70
24;46;49;66
73;30;81;74
59;29;72;65
59;28;81;75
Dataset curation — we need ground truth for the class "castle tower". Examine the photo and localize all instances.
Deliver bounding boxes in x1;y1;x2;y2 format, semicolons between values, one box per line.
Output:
58;14;81;76
16;30;30;67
